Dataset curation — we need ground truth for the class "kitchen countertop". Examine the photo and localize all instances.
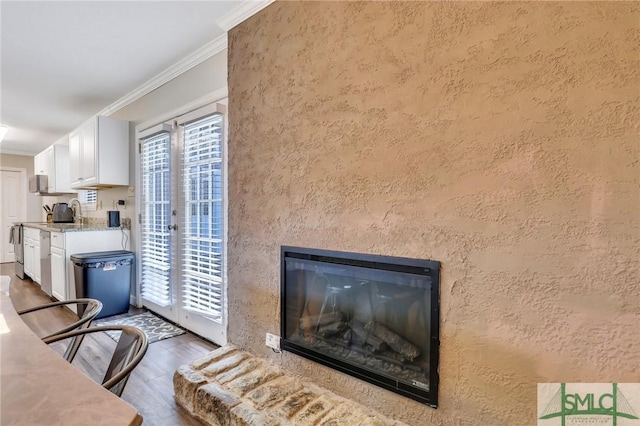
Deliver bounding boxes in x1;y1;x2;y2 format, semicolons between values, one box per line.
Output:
19;222;130;232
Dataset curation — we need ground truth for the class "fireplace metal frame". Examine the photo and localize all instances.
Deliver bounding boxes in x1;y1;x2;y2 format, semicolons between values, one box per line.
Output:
280;246;440;408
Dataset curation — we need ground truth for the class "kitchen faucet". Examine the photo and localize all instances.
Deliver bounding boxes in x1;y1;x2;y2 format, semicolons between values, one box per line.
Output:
68;198;83;223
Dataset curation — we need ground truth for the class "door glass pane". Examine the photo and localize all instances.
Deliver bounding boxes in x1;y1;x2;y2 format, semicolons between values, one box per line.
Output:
181;114;224;321
140;132;172;306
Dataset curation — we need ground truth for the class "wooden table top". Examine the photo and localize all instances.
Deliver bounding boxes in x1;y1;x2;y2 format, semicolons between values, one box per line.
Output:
0;293;142;426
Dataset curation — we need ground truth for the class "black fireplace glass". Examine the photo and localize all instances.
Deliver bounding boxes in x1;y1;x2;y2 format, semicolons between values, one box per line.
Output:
280;246;440;407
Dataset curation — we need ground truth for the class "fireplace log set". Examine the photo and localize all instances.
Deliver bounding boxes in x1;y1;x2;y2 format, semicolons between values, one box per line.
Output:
299;314;420;361
296;313;427;385
299;312;345;331
289;270;432;387
363;321;420;361
350;321;386;352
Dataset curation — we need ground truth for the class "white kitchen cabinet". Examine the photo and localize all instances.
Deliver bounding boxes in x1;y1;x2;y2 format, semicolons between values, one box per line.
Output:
23;236;34;279
34;150;48;176
33;144;73;194
69;131;81;186
51;245;66;301
80;121;97;184
33;237;41;284
23;227;41;284
70;116;129;189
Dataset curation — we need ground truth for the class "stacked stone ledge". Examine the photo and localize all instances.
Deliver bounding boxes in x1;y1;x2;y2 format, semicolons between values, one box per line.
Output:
174;344;408;426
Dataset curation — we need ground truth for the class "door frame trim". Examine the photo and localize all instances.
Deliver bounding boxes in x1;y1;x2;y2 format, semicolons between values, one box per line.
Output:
134;89;227;307
0;167;27;263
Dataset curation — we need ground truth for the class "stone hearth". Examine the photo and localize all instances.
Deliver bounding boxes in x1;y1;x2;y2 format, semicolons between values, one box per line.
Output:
174;344;408;426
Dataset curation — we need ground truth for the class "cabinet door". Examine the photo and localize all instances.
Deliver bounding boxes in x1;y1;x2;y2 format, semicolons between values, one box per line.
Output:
51;246;66;301
25;239;37;282
33;239;41;284
34;152;47;175
45;148;55;192
52;145;72;193
81;121;97;185
23;238;33;277
69;131;82;187
51;232;64;249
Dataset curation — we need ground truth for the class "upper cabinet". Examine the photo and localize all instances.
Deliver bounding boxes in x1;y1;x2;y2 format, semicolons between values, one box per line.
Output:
69;116;130;189
68;130;82;185
33;144;74;194
34;149;48;176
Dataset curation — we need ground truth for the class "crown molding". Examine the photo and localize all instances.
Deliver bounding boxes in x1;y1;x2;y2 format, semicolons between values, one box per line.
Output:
136;88;228;133
217;0;275;31
0;148;39;156
78;0;271;130
99;32;228;118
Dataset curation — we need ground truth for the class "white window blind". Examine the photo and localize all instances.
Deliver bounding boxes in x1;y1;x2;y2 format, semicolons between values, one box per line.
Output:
78;190;97;205
85;190;97;204
140;131;172;307
181;114;224;321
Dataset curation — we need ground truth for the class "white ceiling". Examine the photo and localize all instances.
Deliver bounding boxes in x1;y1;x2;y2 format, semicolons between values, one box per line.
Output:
0;0;259;155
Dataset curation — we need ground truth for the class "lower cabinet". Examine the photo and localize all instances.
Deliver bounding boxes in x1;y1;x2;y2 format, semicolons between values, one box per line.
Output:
51;246;66;301
33;238;41;284
23;237;34;279
23;228;41;285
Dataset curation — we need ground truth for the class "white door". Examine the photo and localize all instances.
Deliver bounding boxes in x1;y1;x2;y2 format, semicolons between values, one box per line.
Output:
0;169;26;263
139;102;227;345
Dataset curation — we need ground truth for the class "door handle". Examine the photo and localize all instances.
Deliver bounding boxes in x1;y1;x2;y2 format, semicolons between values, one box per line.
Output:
168;224;178;231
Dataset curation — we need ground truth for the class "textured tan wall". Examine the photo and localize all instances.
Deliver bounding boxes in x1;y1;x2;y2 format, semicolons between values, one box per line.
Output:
227;2;640;424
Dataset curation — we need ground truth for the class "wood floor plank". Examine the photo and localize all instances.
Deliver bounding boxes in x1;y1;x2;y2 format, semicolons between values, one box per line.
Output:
1;263;219;426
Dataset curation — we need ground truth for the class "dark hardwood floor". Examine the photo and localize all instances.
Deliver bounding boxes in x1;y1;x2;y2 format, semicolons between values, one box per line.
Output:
1;263;219;426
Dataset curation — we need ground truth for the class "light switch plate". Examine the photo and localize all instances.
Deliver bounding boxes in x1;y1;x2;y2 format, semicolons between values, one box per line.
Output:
265;333;280;350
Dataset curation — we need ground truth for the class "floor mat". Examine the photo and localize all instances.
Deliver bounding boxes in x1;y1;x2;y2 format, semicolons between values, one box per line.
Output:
95;311;185;343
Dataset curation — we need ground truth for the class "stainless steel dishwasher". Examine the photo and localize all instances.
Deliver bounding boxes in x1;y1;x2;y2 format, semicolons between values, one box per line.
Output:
39;230;52;297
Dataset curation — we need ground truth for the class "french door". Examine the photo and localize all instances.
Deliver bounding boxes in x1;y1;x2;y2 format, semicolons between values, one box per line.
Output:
138;102;227;345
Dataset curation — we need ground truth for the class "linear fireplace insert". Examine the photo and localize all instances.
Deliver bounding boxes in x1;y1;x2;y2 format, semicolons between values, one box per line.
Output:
280;246;440;407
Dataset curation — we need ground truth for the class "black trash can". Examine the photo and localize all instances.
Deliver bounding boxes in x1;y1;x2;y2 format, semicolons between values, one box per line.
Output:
71;250;134;319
